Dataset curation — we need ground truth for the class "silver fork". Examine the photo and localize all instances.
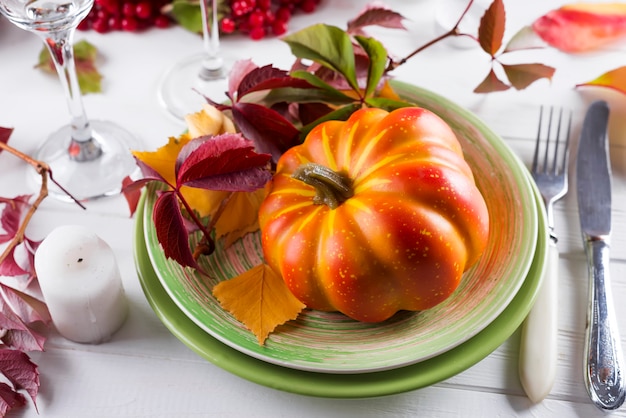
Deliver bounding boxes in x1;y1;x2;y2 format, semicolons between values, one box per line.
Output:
519;106;572;403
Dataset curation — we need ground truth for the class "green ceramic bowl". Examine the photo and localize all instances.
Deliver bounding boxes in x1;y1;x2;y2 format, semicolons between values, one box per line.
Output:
134;178;546;397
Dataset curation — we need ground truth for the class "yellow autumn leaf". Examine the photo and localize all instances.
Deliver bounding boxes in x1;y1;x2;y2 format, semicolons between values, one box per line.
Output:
185;103;236;138
213;264;306;345
577;66;626;95
215;189;267;247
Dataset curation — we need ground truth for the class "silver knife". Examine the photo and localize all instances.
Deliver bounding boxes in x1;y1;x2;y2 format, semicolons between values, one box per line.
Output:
576;100;625;410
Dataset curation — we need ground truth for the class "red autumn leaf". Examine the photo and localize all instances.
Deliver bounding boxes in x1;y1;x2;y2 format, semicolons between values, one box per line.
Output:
347;6;406;35
0;127;12;152
576;66;626;94
121;176;142;217
231;102;301;162
0;284;50;326
0;309;46;352
532;3;626;53
175;134;272;192
235;64;313;98
153;190;200;270
227;59;260;102
478;0;506;55
0;195;31;244
0;349;40;408
0;382;26;417
502;63;556;90
474;68;510;93
0;247;28;276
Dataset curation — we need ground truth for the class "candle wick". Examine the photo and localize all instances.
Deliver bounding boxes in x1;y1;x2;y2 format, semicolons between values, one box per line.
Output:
77;258;83;262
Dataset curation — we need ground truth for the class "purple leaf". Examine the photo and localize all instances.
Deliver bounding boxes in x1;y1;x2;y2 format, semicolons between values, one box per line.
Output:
0;382;26;416
0;127;13;151
176;134;272;191
347;7;407;35
228;59;259;100
231;102;300;162
0;349;39;408
153;191;199;270
133;158;168;184
0;246;28;276
0;195;31;244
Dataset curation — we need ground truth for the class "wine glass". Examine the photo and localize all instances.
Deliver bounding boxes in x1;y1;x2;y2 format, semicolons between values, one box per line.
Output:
0;0;140;202
157;0;230;121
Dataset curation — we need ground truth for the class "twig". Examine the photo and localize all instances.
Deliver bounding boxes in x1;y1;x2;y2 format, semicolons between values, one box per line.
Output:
0;140;84;266
388;0;477;71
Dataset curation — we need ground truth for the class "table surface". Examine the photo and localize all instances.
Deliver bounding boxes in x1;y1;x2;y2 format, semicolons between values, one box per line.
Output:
2;0;626;416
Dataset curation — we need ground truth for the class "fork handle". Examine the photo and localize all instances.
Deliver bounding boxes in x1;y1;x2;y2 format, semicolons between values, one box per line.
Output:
583;238;625;410
519;240;558;403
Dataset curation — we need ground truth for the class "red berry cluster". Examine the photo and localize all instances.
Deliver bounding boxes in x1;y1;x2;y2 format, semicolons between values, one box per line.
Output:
78;0;171;33
221;0;322;40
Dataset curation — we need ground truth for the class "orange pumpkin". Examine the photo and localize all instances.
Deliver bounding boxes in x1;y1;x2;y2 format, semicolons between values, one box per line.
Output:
258;107;489;322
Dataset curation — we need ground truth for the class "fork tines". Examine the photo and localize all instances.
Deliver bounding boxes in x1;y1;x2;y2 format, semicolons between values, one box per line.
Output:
533;106;573;176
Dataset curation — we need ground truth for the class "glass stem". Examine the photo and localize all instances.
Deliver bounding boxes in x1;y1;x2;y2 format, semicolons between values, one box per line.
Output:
199;0;224;81
42;29;101;162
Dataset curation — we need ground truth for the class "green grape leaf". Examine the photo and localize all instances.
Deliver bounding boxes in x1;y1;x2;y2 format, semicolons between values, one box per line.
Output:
354;35;388;98
282;24;359;92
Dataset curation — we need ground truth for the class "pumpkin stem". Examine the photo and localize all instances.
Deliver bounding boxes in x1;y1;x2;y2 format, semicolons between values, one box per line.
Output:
292;163;354;209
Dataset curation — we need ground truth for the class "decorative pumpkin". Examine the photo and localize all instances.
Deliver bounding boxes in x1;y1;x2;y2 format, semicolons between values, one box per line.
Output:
258;107;489;322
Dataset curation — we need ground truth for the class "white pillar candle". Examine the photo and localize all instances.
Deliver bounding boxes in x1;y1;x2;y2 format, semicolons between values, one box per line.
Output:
34;225;128;344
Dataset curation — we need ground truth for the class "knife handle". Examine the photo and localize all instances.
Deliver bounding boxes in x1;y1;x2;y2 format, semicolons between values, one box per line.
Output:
519;240;558;403
583;238;626;410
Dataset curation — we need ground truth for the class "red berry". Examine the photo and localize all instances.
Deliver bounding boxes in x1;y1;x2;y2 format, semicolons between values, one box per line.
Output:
301;0;316;13
121;16;139;31
135;2;152;19
121;2;135;17
275;7;290;22
154;15;170;28
248;9;264;27
272;19;287;36
95;0;118;14
220;17;236;33
108;15;122;30
249;25;265;40
92;18;110;33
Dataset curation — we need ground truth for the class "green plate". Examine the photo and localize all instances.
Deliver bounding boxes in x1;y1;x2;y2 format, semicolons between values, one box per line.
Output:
140;82;541;373
134;178;546;397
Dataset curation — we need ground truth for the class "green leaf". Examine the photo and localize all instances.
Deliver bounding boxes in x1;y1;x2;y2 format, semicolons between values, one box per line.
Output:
364;96;413;111
289;70;356;101
298;103;361;141
354;35;388;98
261;87;356;107
36;40;102;94
502;63;555;90
170;0;202;33
282;24;359;92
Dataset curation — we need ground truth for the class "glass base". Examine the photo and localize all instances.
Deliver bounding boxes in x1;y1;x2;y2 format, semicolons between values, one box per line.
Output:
30;120;141;202
157;52;229;122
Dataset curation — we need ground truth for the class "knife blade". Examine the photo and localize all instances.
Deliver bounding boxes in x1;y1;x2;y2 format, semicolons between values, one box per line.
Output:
576;100;625;410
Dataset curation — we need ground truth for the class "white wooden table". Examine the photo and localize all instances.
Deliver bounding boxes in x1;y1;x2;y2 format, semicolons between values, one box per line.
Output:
1;1;626;416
